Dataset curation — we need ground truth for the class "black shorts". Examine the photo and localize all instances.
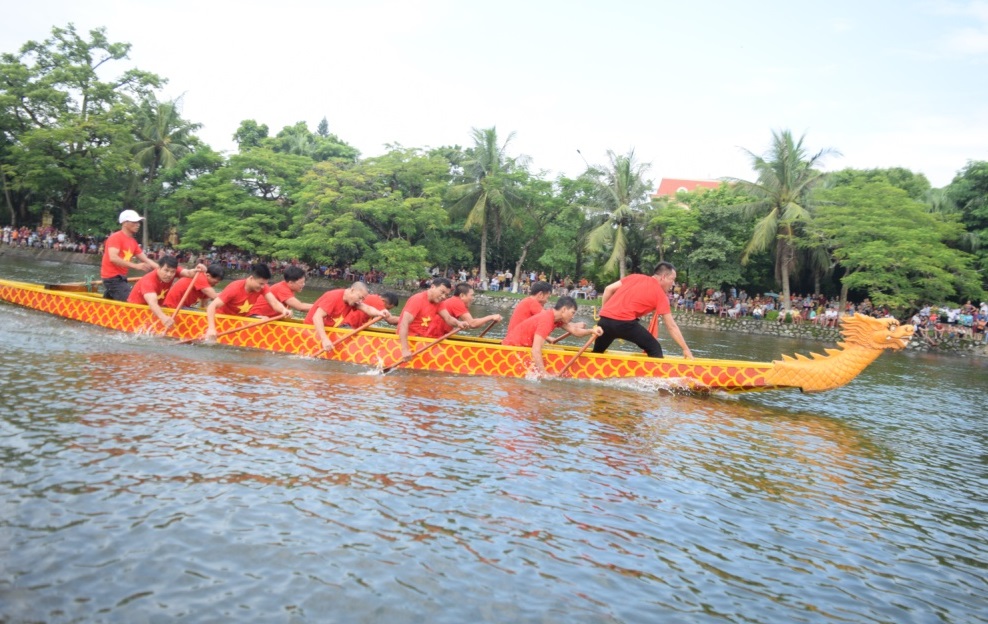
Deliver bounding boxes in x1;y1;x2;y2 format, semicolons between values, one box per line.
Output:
102;275;131;301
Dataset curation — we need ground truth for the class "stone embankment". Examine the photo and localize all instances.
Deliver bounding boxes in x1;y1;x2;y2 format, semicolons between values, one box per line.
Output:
4;246;985;358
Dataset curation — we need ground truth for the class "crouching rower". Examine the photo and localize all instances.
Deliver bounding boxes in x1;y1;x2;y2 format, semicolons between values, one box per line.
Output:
204;263;291;342
305;282;388;351
127;255;207;329
501;296;602;377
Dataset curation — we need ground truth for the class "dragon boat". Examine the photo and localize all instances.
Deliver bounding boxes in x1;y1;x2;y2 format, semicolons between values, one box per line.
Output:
0;277;914;393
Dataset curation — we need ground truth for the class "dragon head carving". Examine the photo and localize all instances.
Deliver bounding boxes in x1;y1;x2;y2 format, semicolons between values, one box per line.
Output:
839;313;913;351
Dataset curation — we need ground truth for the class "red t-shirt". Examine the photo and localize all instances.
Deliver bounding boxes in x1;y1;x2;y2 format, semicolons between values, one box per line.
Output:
344;294;385;328
248;281;294;317
401;291;442;337
127;270;176;305
431;296;469;336
599;274;669;321
100;230;143;279
507;296;545;333
164;272;212;308
502;309;562;347
215;279;271;317
304;289;351;326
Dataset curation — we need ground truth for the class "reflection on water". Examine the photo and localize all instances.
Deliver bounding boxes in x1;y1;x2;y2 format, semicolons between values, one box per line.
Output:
1;259;987;622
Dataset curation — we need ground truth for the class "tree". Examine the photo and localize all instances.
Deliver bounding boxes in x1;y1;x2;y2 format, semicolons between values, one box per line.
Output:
584;149;652;278
233;119;268;152
447;127;527;283
813;180;984;311
946;160;988;289
734;130;838;311
131;96;201;246
0;24;163;228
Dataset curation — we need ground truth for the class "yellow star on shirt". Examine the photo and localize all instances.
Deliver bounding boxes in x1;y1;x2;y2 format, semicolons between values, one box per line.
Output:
157;292;167;303
237;299;253;314
122;250;134;262
420;315;431;328
333;315;346;326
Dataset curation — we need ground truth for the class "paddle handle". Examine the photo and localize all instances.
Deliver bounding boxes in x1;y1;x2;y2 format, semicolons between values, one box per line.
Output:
557;334;596;377
547;331;571;345
178;315;280;345
168;270;202;323
383;328;461;373
477;319;499;338
310;316;379;358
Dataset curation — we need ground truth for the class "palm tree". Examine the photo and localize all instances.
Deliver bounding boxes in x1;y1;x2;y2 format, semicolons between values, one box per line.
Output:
734;130;837;311
132;97;201;247
448;127;527;283
584;149;652;278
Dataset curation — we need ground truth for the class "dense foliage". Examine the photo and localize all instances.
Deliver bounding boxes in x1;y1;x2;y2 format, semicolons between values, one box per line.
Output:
2;25;986;311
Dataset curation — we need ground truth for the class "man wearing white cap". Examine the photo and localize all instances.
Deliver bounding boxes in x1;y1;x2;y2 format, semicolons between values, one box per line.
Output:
100;209;160;301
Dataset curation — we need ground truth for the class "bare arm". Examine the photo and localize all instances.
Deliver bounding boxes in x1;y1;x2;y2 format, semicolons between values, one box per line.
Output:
531;334;548;376
263;291;292;318
600;280;622;306
145;292;173;328
661;312;693;359
313;309;332;349
397;312;413;357
108;247;157;273
561;322;602;338
205;297;223;340
285;296;312;312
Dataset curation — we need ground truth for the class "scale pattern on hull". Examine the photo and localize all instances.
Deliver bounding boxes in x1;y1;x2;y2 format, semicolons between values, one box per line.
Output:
0;278;905;393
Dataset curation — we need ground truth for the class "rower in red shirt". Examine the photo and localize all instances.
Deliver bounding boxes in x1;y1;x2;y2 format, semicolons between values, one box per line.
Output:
593;261;693;359
506;281;552;333
204;263;291;342
344;292;400;328
127;255;205;329
248;266;312;318
433;283;502;336
502;296;602;377
397;278;453;358
164;264;225;310
306;282;387;351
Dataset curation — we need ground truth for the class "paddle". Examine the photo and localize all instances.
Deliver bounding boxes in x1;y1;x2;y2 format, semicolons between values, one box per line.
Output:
310;316;379;358
477;318;499;338
547;331;571;345
177;315;281;345
382;328;461;374
162;270;202;331
557;333;596;378
46;276;141;291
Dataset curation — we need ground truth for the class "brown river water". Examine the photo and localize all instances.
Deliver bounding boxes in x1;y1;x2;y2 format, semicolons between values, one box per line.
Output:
1;258;986;623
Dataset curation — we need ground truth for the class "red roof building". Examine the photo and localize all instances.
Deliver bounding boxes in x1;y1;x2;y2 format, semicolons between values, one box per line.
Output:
652;178;721;198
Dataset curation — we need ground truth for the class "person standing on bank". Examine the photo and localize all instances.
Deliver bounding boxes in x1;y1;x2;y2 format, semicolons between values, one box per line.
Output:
100;209;159;301
592;261;694;359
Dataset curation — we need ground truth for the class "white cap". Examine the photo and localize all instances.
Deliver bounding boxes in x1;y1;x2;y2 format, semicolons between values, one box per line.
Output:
118;209;144;223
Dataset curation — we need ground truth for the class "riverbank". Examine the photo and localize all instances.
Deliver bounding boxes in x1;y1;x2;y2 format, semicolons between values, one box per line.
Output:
4;245;985;358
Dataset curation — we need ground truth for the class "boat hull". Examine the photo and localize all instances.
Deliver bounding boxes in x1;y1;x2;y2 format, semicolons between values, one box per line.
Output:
1;277;794;392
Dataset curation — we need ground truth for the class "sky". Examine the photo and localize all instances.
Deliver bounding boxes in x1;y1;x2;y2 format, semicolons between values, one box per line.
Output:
3;0;988;188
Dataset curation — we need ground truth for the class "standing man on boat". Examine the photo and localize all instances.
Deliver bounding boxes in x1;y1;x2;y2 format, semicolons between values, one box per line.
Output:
502;296;602;377
204;263;291;342
434;283;502;336
127;256;206;329
163;264;225;309
397;278;455;358
506;281;552;333
306;282;388;351
592;261;694;359
248;266;313;318
100;209;159;301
